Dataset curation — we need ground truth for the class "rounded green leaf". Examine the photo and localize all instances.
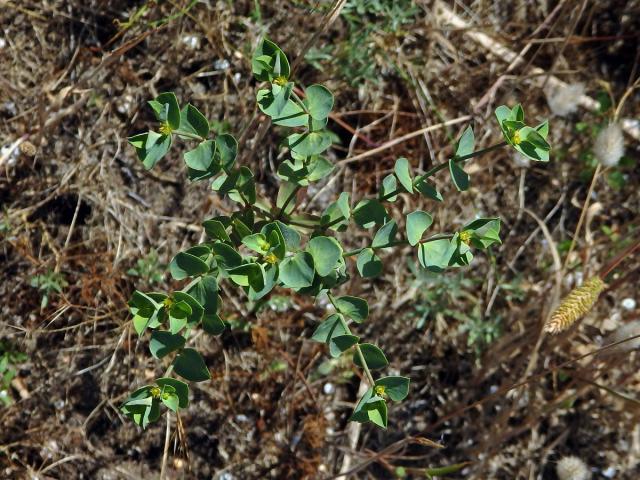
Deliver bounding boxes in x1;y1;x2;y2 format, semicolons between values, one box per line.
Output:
418;238;456;272
279;252;315;288
371;220;397;248
149;331;186;359
287;131;332;157
406;211;433;246
184;140;216;172
375;376;410;402
353;199;388;229
155;92;181;130
329;334;359;358
169;252;209;280
454;125;475;157
448;159;469;191
129;131;172;170
354;343;388;370
307;236;342;277
156;377;189;409
186;275;218;316
394;157;413;193
356;248;382;278
305;84;334;120
334;296;368;323
312;313;348;343
414;178;443;202
173;348;210;382
215;134;238;171
179;104;209;138
203;313;225;335
380;174;397;201
161;393;180;412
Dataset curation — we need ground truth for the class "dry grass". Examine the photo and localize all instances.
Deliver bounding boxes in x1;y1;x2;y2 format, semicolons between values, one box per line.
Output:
1;0;639;478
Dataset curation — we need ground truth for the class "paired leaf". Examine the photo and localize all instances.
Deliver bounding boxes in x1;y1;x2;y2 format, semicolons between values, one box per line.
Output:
406;211;433;246
173;348;210;382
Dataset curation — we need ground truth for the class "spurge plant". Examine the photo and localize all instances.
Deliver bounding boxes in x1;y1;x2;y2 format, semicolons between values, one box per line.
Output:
121;39;551;430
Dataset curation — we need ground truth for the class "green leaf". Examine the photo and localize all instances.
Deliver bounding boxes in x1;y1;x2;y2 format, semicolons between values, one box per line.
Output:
371;220;397;248
375;376;410;402
252;38;290;81
202;314;225;335
394;157;413;193
173;292;203;326
380;174;397;201
270;82;294;116
169;252;209;280
203;219;231;243
276;181;298;214
128;131;171;170
354;343;389;370
275;220;301;250
186;275;218;316
279;252;315;288
353;199;388;229
179;104;209;138
161;393;180;412
149;331;186;359
228;263;264;290
463;218;501;248
242;233;269;254
307;236;342;276
215;134;238;171
173;348;210;382
350;388;388;428
287;131;332;156
334;296;368;323
418;238;456;272
184;140;216;172
156;378;189;408
414;178;443;202
356;248;382;278
516;126;550;162
535;120;549;139
211;243;243;270
307;156;334;182
448;159;469;191
329;334;359;358
257;90;308;127
406;211;433;246
168;300;191;334
455;125;475;157
155;92;181;130
322;192;350;231
305;84;334;120
311;313;348;343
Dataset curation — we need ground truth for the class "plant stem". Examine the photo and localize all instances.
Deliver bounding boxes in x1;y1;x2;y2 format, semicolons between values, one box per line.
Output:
277;185;302;220
342;234;454;258
160;411;171;480
598;237;640;279
326;292;375;387
379;141;508;202
290;90;310;115
343;240;409;257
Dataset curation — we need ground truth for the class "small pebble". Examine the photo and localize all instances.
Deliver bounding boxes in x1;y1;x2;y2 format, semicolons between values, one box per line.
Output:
621;298;636;310
323;383;335;395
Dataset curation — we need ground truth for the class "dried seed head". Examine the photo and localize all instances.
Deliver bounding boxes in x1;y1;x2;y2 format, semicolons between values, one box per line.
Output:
544;277;605;334
19;140;37;157
546;82;585;117
556;456;590;480
593;123;624;167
